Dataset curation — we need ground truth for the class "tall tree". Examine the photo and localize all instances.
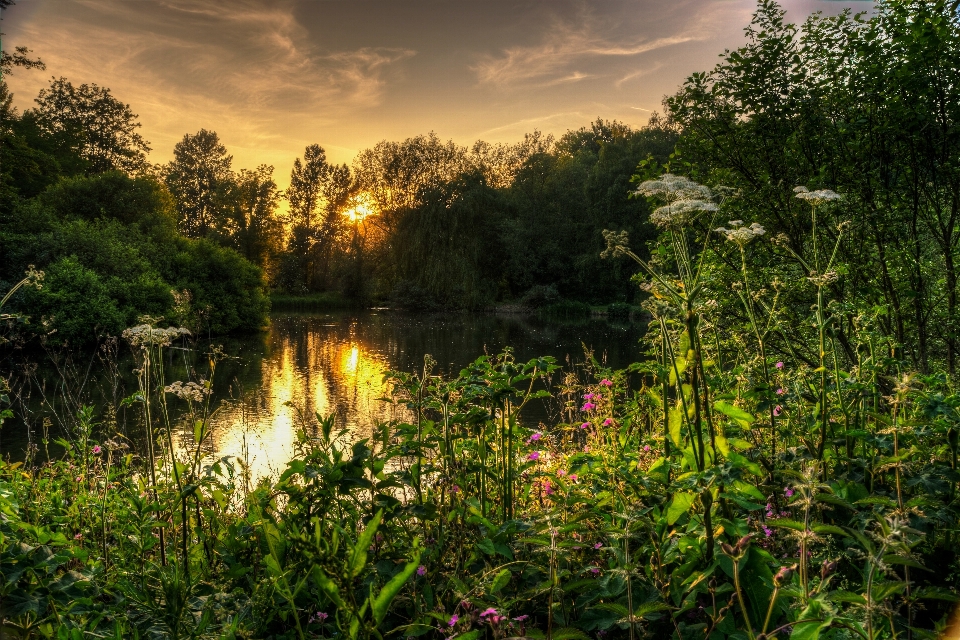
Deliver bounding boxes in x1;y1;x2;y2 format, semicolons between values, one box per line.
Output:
231;164;284;273
164;129;234;239
30;77;149;174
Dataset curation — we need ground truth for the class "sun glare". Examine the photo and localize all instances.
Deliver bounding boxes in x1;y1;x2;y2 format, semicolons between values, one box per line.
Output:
343;192;377;223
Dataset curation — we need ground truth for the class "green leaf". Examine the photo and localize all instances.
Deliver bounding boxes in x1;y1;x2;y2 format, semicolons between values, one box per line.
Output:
728;451;763;477
372;549;421;626
490;568;511;594
669;406;684;448
349;509;383;579
312;567;345;608
666;491;697;525
767;519;805;532
453;631;482;640
789;620;830;640
714;401;754;427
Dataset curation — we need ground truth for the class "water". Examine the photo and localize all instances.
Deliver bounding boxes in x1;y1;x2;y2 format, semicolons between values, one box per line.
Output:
2;311;647;479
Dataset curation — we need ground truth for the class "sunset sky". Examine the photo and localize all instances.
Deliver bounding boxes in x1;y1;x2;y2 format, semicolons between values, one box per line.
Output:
2;0;870;188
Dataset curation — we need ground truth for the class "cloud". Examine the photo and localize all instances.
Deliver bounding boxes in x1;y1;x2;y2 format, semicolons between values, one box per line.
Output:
472;18;695;87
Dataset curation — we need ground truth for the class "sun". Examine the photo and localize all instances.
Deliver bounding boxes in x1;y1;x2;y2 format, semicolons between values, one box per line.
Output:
342;192;377;223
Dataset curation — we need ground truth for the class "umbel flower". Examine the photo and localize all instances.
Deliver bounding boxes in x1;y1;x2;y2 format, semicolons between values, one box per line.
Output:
714;220;766;245
794;185;843;205
635;174;717;228
122;323;191;348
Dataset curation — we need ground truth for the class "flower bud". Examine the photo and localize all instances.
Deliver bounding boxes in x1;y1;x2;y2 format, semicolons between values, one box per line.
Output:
721;543;736;556
821;559;838;581
735;534;752;552
773;564;795;587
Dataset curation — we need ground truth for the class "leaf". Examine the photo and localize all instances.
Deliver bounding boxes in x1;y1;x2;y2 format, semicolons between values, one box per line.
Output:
728;451;763;477
882;554;927;571
767;519;806;532
453;631;482;640
312;567;345;608
811;524;847;537
476;537;497;555
666;491;697;525
372;549;421;626
349;510;383;579
790;620;830;640
714;401;754;427
668;406;684;448
490;568;511;594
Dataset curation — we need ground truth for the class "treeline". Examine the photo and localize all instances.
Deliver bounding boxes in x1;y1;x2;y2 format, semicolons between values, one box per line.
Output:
0;53;676;345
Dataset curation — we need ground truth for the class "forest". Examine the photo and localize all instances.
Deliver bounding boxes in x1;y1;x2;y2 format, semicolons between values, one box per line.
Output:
2;0;960;639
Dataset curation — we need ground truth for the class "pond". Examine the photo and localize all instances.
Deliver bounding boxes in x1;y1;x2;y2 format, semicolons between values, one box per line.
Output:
2;310;647;480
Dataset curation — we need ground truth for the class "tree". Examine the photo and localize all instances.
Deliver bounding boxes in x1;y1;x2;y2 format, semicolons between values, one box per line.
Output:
231;164;284;274
281;144;351;291
30;77;150;174
164;129;234;239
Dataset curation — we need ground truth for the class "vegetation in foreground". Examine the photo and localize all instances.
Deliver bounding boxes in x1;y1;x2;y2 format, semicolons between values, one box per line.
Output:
2;165;959;639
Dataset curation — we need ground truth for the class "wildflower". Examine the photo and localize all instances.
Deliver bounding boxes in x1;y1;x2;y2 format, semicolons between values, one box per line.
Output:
529;432;541;441
795;187;843;205
480;608;499;619
581;422;591;429
164;380;211;403
773;405;783;417
543;480;554;495
417;565;426;576
776;388;784;395
568;473;578;482
594;542;602;549
715;220;766;245
784;487;794;498
75;476;82;482
558;469;566;476
773;565;795;587
450;484;460;494
599;378;612;387
311;611;329;623
122;323;191;348
763;526;773;538
583;393;594;400
527;451;540;461
590;567;600;575
514;615;529;622
601;229;631;259
92;445;102;454
775;361;784;369
74;533;82;540
583;445;590;453
448;615;459;627
581;402;596;411
643;444;651;452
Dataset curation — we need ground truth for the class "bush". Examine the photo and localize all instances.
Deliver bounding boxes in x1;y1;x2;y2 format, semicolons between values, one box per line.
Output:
606;302;632;320
539;298;591;318
520;284;560;309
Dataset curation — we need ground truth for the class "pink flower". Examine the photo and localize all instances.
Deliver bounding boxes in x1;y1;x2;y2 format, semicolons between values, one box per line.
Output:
581;422;591;429
583;393;594;400
450;484;460;494
448;615;459;627
581;402;596;411
514;615;529;622
74;533;82;540
75;476;82;482
776;388;784;395
594;394;602;401
643;444;651;452
784;488;794;498
773;405;783;416
583;445;590;453
763;526;773;538
594;542;602;549
529;432;541;441
543;480;554;495
527;451;540;461
600;379;612;387
602;418;613;426
590;568;600;575
775;361;784;369
568;473;578;482
417;565;426;576
480;608;499;618
558;469;566;476
311;612;329;623
92;445;102;454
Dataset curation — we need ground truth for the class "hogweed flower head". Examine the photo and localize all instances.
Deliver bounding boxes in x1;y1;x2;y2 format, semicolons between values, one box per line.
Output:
715;220;766;245
650;199;717;228
795;187;843;206
123;323;191;348
601;229;630;259
636;173;713;201
164;380;211;403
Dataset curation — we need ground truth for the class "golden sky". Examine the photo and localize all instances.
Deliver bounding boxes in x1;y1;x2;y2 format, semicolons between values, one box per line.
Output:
2;0;870;191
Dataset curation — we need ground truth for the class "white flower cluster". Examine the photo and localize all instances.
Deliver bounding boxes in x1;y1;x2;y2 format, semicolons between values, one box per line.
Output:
164;380;211;403
635;174;713;201
794;186;843;205
122;324;191;347
636;174;717;228
650;199;718;228
714;220;766;245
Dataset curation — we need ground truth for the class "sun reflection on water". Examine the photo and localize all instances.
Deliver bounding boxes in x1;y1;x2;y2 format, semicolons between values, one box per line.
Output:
180;320;403;483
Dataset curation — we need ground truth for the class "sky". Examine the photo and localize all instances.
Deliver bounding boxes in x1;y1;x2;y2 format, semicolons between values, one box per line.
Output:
1;0;872;189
